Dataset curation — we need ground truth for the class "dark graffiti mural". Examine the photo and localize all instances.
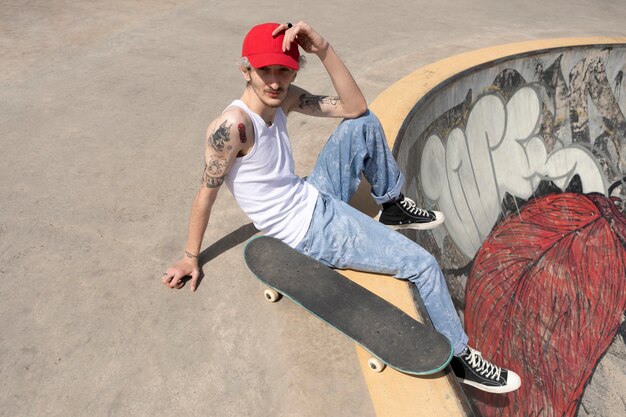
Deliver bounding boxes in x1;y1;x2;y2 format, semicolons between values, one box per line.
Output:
396;44;626;416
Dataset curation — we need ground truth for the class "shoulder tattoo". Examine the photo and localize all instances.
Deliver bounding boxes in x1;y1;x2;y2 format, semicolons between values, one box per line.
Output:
208;121;231;152
237;123;248;144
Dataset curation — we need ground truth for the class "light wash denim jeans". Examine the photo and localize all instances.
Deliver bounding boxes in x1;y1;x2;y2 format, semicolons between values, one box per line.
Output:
294;110;469;355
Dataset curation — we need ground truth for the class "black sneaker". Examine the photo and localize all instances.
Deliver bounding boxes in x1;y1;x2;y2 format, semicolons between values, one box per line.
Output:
450;347;521;394
379;194;444;230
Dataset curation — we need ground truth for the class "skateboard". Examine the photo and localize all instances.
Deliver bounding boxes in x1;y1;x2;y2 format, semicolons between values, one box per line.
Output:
243;236;453;375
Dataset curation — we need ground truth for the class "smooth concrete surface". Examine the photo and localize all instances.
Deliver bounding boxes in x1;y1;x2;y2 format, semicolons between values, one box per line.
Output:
2;1;626;416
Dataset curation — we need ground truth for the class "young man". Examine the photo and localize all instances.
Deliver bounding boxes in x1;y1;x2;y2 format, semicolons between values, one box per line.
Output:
161;21;521;394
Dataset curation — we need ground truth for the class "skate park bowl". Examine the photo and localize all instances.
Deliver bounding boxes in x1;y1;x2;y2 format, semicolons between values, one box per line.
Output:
350;37;626;417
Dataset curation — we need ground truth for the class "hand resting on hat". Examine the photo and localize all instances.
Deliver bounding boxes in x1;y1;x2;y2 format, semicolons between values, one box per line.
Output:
272;21;329;56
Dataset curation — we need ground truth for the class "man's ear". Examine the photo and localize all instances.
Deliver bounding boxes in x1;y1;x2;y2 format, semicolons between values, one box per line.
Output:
241;67;252;82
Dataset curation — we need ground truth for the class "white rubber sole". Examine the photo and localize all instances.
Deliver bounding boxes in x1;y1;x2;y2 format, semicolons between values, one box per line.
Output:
385;210;445;231
457;369;522;394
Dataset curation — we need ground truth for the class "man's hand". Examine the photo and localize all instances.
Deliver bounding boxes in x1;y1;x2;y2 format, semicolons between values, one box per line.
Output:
160;110;251;294
161;254;200;291
278;21;367;119
273;21;329;55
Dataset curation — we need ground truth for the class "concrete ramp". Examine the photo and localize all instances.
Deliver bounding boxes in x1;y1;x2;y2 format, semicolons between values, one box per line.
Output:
367;37;626;417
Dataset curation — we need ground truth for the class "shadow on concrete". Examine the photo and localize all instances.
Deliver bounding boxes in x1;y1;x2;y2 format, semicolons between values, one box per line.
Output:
199;222;259;265
180;222;259;289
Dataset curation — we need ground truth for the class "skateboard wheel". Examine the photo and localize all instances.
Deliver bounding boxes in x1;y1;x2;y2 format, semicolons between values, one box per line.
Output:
367;357;386;373
263;288;281;302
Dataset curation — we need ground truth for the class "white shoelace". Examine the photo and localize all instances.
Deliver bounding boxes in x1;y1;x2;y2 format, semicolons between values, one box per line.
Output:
400;197;431;218
464;347;502;380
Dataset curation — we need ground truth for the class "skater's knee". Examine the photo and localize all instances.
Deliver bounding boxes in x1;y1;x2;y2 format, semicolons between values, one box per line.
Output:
404;253;444;286
423;253;440;271
339;109;381;131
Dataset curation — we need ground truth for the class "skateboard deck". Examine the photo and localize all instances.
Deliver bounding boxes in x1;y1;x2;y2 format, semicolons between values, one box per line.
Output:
243;236;453;375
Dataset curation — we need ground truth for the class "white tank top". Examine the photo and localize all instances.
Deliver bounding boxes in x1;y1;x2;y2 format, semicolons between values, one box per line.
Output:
224;100;319;248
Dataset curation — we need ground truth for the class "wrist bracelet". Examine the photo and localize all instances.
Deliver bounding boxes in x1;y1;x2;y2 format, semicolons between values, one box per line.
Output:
185;251;199;259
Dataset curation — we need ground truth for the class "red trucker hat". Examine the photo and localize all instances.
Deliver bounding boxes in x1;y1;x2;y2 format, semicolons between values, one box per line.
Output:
241;23;300;70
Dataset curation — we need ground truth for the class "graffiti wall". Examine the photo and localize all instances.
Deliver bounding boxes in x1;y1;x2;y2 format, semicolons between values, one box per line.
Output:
395;44;626;416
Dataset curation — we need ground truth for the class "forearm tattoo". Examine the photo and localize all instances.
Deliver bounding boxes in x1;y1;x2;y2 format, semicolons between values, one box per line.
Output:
298;94;339;113
208;121;231;152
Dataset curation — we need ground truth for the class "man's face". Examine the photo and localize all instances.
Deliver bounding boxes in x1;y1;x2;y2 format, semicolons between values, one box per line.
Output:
244;65;297;108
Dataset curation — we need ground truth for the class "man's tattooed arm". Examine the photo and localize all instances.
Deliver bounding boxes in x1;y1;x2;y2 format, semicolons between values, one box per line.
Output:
298;94;339;113
200;117;248;189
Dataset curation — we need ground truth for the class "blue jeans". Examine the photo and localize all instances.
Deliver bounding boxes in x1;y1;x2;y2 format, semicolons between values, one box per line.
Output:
295;111;469;355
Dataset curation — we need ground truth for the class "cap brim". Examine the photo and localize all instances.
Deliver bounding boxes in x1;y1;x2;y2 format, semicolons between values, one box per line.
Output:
247;53;299;70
